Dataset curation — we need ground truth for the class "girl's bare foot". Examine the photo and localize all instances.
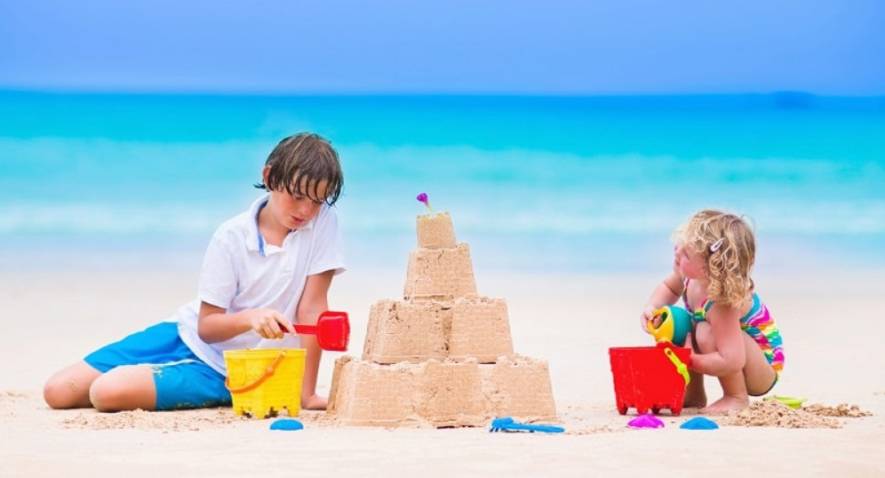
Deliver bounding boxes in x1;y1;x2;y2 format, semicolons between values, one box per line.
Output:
682;372;706;408
683;393;708;409
701;395;748;415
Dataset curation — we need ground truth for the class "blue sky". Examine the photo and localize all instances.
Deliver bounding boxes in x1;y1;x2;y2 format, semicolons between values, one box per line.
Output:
1;0;883;94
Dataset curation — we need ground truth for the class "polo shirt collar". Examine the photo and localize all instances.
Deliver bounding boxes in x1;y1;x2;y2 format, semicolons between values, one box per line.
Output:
246;195;318;256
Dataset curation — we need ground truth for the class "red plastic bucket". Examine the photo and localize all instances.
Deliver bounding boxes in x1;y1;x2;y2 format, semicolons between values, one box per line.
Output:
608;343;692;416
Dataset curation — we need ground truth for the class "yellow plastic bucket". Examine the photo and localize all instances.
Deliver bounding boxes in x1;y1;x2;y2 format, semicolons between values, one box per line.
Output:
223;348;305;419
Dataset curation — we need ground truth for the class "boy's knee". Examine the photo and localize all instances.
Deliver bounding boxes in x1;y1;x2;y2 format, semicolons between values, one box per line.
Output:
89;368;156;412
89;375;128;412
43;376;77;409
44;362;102;409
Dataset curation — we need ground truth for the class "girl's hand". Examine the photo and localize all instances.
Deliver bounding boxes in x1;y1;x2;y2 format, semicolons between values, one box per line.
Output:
244;308;293;339
640;306;666;333
640;306;656;333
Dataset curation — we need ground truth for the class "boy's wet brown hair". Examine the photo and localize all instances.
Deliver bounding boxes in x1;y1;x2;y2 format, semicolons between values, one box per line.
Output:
254;133;343;205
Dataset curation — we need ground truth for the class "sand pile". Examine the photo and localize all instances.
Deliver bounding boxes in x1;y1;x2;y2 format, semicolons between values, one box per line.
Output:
803;403;872;418
725;401;841;428
327;211;556;427
61;408;243;432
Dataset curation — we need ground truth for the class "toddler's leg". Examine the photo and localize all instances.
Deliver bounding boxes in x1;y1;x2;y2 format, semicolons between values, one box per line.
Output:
741;333;778;396
693;322;750;414
682;332;707;409
44;361;102;409
88;365;157;412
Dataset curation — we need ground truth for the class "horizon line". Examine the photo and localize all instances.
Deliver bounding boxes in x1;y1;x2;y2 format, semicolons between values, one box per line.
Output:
2;86;885;100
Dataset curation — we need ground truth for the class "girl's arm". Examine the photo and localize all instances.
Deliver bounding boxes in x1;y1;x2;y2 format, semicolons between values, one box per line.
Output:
690;303;746;376
640;271;685;330
645;271;684;307
295;269;336;409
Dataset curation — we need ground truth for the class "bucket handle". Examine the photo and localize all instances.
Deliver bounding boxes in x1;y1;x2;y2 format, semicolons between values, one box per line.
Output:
224;352;287;394
663;347;691;386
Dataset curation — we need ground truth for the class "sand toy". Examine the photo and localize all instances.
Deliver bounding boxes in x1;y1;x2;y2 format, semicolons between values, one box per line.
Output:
609;343;692;416
628;414;665;429
489;417;564;433
286;310;350;351
680;416;719;430
646;305;693;346
766;395;807;409
270;418;304;431
224;348;306;418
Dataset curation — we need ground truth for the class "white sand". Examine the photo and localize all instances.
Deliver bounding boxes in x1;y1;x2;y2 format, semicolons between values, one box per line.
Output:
2;263;884;477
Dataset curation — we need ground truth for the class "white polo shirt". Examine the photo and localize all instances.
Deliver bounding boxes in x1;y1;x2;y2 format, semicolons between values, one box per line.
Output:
173;195;345;374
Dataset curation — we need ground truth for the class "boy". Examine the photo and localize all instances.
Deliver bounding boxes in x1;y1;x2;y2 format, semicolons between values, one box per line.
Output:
43;132;345;412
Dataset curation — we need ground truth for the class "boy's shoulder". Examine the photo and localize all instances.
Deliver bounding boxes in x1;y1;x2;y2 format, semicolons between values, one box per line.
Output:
209;198;264;248
204;212;250;258
214;210;253;238
314;203;337;225
310;204;342;240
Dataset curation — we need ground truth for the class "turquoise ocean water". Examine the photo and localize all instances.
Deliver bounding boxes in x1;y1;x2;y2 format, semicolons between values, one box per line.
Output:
2;91;884;272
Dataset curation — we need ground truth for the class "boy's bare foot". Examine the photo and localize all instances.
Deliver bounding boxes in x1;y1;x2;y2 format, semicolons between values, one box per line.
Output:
701;395;749;415
301;393;328;410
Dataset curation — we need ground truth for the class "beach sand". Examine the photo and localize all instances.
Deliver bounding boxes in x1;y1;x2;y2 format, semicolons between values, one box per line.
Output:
2;262;884;477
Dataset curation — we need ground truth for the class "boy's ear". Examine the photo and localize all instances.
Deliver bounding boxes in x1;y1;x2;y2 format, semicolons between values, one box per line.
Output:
262;165;271;188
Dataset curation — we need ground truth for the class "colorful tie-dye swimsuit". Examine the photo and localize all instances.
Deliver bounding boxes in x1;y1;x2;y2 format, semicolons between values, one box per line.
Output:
683;280;785;375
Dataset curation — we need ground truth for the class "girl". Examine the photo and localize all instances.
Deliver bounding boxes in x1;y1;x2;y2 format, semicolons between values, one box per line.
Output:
640;210;784;414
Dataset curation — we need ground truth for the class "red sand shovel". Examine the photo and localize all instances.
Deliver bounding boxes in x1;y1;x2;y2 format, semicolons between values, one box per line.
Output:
289;311;350;351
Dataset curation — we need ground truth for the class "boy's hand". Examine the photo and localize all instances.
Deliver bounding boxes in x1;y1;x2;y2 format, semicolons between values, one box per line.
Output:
302;393;328;410
244;308;293;339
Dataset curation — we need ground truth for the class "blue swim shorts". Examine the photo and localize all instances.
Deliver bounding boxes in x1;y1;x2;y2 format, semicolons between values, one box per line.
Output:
84;321;231;410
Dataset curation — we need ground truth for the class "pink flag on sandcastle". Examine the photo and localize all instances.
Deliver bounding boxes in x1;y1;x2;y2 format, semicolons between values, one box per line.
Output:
416;192;431;211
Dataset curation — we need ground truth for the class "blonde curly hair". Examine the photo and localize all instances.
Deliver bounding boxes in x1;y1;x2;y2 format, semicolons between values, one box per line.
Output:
675;209;756;308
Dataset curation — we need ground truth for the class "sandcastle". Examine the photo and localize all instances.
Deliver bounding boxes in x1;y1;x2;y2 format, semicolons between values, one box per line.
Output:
327;211;557;427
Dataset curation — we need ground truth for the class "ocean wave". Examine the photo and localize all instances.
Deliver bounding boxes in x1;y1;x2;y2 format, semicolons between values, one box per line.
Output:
3;200;884;236
3;137;884;237
0;203;223;234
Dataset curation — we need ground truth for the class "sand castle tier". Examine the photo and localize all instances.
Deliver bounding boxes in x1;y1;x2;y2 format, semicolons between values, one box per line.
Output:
404;212;476;300
327;211;557;427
